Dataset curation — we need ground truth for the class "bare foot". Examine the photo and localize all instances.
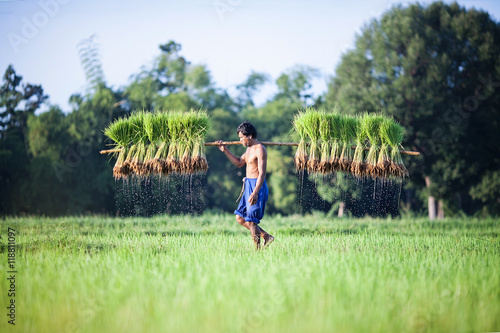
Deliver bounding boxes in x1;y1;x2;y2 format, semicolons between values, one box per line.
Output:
263;235;275;248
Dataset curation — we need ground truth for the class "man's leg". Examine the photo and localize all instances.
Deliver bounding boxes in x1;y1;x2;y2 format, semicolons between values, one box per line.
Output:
236;216;271;238
236;216;260;248
236;216;273;248
249;222;261;249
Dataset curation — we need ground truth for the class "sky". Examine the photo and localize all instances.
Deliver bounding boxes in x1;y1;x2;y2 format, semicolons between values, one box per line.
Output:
1;0;500;112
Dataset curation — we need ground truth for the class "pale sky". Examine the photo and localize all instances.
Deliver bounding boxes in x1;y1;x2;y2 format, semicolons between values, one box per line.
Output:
1;0;499;112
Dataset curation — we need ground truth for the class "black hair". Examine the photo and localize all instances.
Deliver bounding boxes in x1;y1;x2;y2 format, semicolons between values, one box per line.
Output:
237;121;257;139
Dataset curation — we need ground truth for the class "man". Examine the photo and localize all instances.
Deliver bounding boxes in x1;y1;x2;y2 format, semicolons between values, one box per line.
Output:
217;121;274;249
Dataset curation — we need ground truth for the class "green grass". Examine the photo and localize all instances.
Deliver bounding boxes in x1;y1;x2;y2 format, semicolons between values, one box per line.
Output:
1;215;499;333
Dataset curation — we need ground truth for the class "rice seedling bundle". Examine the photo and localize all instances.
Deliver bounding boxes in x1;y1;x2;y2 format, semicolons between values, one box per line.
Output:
302;109;322;173
362;114;385;178
143;112;161;174
319;111;332;174
166;111;183;174
382;119;409;178
292;112;308;171
291;109;411;179
338;115;357;172
103;117;131;179
377;118;393;179
128;111;150;176
104;109;210;178
176;111;210;174
178;112;196;174
152;112;170;175
328;113;342;172
190;112;210;173
351;114;367;178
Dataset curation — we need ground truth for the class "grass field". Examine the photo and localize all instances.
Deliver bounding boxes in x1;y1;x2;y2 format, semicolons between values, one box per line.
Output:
1;214;499;333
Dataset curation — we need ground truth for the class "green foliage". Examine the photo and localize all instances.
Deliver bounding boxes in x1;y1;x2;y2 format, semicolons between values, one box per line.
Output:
469;170;500;216
158;92;199;110
28;107;69;159
185;65;212;90
236;71;269;107
275;65;321;103
325;2;500;214
267;149;297;213
124;41;216;112
125;74;159;110
0;65;48;215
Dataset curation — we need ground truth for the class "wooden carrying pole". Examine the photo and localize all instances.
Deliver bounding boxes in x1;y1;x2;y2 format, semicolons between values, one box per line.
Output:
100;141;421;156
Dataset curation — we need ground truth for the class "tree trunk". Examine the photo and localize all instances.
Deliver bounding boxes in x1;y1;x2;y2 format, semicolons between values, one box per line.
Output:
406;188;413;211
338;202;345;218
437;200;444;219
425;177;437;220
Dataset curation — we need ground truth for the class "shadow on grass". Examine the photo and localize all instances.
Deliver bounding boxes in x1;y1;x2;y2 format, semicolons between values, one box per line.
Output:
0;241;119;255
276;228;359;236
145;230;244;237
145;229;361;237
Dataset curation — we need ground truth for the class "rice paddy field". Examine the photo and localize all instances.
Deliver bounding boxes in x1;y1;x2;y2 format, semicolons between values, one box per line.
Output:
1;214;499;333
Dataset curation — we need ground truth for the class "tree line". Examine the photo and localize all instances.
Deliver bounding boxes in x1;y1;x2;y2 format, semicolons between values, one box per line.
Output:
1;2;498;218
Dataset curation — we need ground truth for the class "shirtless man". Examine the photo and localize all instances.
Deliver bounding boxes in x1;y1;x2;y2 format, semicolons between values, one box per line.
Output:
217;121;274;249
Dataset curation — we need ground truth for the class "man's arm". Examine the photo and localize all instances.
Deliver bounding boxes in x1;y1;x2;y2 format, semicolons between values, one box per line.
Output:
248;146;267;205
217;140;246;168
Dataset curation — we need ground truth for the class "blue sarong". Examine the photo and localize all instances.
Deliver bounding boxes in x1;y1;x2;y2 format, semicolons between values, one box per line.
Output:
234;178;268;224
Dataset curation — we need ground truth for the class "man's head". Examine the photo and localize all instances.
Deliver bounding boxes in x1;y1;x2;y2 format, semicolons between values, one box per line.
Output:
237;121;257;147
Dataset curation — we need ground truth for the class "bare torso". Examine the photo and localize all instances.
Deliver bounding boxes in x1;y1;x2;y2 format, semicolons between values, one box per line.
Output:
243;144;266;178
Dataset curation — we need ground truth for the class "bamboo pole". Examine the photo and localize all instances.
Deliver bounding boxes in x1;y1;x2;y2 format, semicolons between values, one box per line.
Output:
204;141;421;155
203;141;299;147
101;141;421;156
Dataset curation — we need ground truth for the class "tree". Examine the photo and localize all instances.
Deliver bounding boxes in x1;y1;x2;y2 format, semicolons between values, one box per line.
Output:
0;65;47;215
0;65;47;139
125;41;192;110
65;83;124;214
25;106;76;214
325;2;500;218
124;41;234;113
77;35;106;91
469;170;500;216
236;71;270;108
275;65;321;106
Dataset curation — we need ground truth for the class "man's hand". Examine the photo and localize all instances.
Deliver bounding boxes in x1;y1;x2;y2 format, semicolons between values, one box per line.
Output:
248;192;258;205
216;140;226;153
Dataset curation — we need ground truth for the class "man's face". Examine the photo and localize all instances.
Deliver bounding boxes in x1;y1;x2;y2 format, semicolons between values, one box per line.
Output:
238;132;251;147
